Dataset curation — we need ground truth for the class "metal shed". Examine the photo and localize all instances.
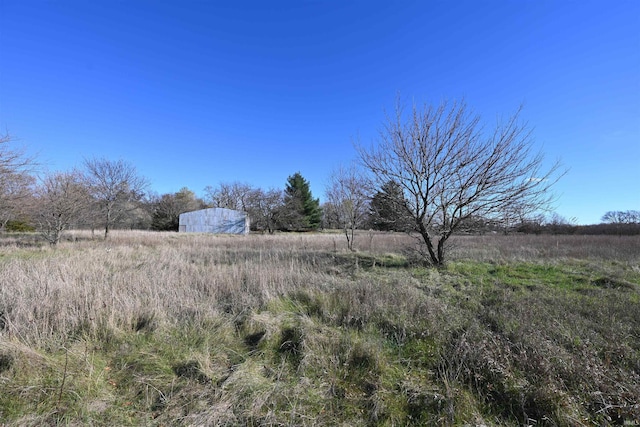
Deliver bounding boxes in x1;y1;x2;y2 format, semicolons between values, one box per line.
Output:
178;208;250;235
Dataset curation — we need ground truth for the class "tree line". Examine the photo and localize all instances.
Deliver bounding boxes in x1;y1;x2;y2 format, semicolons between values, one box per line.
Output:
1;140;326;243
152;173;322;234
514;210;640;236
4;98;635;264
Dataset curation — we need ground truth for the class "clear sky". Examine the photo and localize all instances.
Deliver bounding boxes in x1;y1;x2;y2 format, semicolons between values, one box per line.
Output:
1;0;638;225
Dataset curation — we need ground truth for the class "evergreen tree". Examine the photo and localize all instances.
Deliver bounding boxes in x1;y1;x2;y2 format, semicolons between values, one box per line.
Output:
369;180;413;231
280;172;322;231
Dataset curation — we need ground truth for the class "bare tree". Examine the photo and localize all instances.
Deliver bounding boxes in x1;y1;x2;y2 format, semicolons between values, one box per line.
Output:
33;171;90;245
0;132;36;229
602;210;640;224
245;188;283;234
545;212;577;235
203;183;284;233
83;158;149;239
321;201;341;229
357;99;562;266
204;182;254;211
325;164;370;251
601;210;640;236
499;200;543;234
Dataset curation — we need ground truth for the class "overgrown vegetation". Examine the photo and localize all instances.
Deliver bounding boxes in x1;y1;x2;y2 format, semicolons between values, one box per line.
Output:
0;231;638;425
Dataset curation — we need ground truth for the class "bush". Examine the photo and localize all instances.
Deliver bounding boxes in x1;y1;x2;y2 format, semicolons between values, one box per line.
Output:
4;220;35;232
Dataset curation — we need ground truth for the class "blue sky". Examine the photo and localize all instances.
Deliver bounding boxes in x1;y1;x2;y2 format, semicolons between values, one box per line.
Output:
1;0;638;224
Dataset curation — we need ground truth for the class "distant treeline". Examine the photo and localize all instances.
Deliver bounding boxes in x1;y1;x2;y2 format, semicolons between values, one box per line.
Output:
516;222;640;236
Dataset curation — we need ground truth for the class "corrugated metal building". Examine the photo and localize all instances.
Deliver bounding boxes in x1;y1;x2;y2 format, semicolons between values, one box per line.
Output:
178;208;250;235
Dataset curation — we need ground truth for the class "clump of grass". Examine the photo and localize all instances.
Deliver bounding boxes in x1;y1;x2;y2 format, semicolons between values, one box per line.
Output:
172;360;211;384
277;325;304;367
132;311;157;333
0;352;13;372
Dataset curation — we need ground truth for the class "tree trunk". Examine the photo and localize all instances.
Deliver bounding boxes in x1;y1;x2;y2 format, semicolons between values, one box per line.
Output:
104;208;111;239
437;238;446;267
418;221;441;266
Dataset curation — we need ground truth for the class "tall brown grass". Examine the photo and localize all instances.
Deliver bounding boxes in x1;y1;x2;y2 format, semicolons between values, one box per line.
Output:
449;233;640;262
1;231;638;348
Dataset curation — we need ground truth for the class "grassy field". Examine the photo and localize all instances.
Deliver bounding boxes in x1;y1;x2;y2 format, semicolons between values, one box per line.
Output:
0;231;638;426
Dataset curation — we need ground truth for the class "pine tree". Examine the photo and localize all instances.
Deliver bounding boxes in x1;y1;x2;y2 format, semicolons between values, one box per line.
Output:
280;172;322;231
369;180;413;231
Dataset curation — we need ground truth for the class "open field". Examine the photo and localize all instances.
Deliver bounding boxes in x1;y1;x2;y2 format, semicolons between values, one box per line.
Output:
0;231;639;426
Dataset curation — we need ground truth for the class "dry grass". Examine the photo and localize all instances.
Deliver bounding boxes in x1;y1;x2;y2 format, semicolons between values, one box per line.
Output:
449;233;640;263
0;230;638;425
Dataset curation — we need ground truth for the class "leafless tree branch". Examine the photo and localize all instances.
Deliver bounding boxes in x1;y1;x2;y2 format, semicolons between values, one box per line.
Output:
357;99;564;266
325;163;371;251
